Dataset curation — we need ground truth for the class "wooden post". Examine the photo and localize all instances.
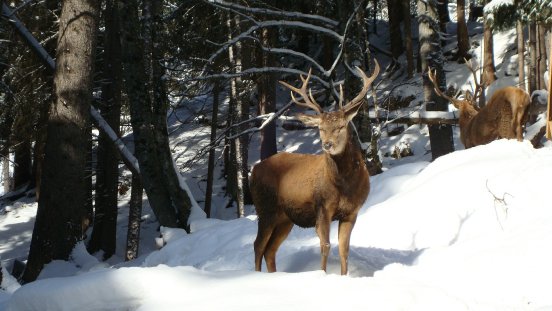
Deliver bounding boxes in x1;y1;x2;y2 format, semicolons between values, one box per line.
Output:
547;36;552;139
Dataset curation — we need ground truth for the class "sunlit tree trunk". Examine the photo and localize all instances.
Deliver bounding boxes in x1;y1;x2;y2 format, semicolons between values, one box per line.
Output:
23;0;99;283
482;0;497;93
418;0;454;159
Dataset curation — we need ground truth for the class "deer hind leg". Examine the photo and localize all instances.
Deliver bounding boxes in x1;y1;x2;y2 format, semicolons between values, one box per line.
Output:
512;106;525;141
337;215;357;275
254;216;276;272
264;219;294;273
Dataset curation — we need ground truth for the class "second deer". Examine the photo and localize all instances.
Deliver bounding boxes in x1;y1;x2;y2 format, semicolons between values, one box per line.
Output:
428;62;530;148
250;61;380;275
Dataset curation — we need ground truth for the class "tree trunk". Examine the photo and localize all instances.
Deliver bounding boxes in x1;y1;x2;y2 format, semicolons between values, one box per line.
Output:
12;139;31;189
22;0;99;283
205;81;220;218
418;0;454;159
149;0;192;228
258;27;277;161
88;0;122;259
387;0;404;62
528;22;537;94
119;0;186;229
125;173;142;261
437;0;450;35
403;0;414;78
482;1;497;89
1;153;9;193
456;0;470;61
517;17;526;90
537;23;547;90
226;12;250;218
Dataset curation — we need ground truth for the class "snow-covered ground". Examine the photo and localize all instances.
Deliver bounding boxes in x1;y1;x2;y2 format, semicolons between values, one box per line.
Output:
1;138;552;311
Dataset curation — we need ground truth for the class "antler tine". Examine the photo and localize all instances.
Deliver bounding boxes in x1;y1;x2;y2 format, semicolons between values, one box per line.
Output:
427;67;459;106
344;59;380;112
338;84;344;109
464;58;486;104
278;68;323;114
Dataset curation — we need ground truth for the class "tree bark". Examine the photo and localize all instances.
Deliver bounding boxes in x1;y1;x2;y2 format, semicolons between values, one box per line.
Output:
258;27;277;161
149;0;192;228
456;0;470;61
418;0;454;160
387;0;404;62
119;0;190;229
88;0;122;259
403;0;414;78
23;0;99;283
125;173;142;261
537;23;547;90
517;16;526;90
482;1;497;89
205;81;220;218
528;22;537;93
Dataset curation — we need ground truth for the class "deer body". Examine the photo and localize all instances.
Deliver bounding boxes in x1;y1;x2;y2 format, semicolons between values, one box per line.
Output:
428;66;530;149
251;62;379;275
457;86;530;148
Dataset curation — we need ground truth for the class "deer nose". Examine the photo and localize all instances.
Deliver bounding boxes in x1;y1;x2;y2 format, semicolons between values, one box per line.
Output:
323;142;333;151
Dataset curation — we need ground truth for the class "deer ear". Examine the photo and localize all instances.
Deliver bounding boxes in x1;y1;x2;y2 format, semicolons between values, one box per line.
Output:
296;113;322;127
344;104;362;123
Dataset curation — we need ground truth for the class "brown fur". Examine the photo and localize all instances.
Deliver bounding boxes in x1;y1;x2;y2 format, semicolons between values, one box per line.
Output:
454;86;530;148
428;69;530;149
250;63;379;275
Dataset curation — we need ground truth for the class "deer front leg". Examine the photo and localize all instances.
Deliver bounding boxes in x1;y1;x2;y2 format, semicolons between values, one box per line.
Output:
315;212;331;272
338;215;357;275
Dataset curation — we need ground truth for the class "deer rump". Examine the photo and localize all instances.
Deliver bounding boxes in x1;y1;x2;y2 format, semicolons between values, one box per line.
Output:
250;151;370;229
460;86;530;148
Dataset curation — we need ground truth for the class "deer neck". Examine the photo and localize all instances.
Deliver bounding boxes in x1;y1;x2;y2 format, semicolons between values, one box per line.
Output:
324;136;363;180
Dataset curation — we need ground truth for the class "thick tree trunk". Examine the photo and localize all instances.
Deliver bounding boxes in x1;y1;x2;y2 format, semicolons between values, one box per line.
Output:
119;0;188;229
482;2;497;90
517;18;526;90
456;0;470;61
149;0;192;228
403;0;414;78
22;0;99;283
387;0;404;62
88;0;122;259
258;27;277;161
418;0;454;159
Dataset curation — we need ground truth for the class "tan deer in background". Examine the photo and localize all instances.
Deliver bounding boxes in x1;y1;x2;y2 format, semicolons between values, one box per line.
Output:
428;61;530;148
250;61;379;275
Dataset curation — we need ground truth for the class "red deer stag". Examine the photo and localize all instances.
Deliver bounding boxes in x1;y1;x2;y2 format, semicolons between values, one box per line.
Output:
250;61;379;275
428;62;530;148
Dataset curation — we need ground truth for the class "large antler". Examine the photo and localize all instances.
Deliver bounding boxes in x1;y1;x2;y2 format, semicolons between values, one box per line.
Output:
342;59;380;113
464;58;487;105
427;68;462;107
279;68;324;114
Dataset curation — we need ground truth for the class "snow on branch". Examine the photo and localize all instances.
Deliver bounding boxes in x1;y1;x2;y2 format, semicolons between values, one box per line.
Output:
190;67;330;89
203;20;343;75
204;0;338;27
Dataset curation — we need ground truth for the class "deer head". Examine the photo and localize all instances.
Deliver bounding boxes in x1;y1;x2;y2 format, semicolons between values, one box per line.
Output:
279;62;380;155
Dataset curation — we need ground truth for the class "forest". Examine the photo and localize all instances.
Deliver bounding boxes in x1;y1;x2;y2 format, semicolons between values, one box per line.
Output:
1;0;552;308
